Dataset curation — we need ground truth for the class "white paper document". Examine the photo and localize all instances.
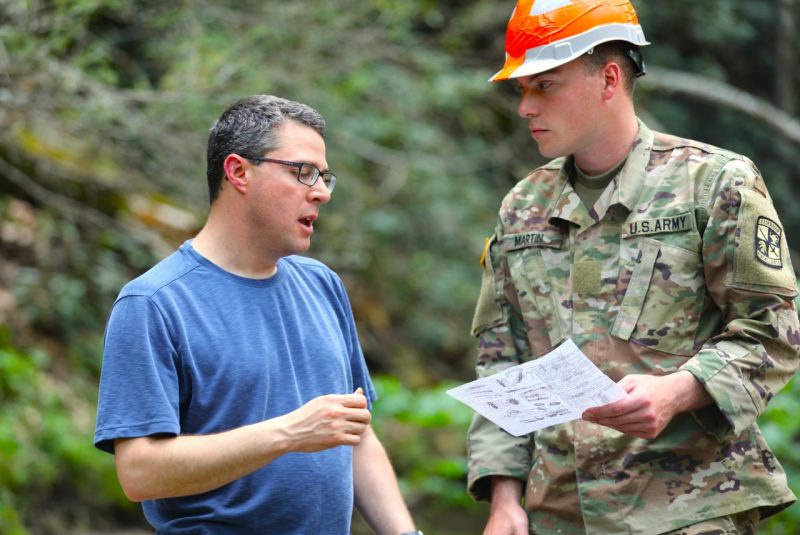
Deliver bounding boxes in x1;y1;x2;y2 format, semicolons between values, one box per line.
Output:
447;339;626;436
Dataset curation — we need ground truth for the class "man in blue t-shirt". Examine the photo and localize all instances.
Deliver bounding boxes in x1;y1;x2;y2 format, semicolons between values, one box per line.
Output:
95;95;421;535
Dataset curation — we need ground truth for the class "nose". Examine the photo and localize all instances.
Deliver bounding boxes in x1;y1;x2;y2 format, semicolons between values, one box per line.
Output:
517;92;539;119
308;178;331;204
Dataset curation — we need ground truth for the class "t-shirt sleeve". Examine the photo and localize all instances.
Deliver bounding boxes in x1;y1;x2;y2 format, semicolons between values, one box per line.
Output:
94;295;182;454
332;274;377;407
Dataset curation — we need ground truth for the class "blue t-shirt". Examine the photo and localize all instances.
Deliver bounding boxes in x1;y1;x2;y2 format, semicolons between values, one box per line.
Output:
94;241;376;534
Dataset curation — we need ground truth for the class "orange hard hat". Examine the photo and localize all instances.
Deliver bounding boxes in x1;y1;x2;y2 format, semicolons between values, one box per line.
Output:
490;0;650;82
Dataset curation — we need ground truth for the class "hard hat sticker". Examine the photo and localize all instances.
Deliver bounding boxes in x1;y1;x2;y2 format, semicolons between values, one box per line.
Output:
531;0;575;16
490;0;649;82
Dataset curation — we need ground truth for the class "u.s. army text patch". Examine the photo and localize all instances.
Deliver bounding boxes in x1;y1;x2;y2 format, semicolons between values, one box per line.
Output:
624;212;693;237
755;216;783;268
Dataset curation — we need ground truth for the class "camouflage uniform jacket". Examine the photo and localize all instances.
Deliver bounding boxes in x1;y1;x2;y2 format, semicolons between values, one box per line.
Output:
468;120;799;534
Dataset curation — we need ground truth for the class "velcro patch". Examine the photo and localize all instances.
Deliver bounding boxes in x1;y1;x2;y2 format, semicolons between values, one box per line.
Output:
573;261;603;294
755;216;782;268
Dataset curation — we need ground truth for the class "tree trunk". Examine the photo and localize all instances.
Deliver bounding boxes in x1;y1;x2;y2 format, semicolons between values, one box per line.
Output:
776;0;797;115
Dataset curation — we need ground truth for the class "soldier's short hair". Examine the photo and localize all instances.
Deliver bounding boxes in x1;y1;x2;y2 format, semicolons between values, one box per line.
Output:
582;41;639;95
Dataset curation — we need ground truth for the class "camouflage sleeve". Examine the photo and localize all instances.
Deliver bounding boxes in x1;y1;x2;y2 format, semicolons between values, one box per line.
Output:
467;231;533;502
681;158;800;438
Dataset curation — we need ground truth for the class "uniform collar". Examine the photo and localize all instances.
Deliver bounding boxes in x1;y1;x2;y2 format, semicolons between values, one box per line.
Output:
548;118;653;228
549;164;594;229
614;118;653;213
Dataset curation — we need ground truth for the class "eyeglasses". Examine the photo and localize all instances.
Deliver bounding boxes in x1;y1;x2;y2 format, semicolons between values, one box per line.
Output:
245;156;337;193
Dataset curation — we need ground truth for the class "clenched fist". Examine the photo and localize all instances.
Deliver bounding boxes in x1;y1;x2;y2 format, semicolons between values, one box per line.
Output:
278;388;372;452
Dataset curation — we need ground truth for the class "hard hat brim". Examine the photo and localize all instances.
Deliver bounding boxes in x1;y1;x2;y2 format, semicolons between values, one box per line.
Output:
489;22;649;83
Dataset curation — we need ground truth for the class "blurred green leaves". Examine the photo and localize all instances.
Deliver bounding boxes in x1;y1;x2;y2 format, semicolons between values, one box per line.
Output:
1;0;799;532
371;376;476;508
0;336;133;534
760;376;800;533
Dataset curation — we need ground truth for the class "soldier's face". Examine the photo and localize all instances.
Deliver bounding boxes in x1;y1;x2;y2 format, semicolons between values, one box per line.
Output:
515;58;606;160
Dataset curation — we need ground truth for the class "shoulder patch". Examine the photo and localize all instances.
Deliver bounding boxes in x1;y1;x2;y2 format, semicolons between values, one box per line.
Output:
732;188;797;296
755;216;783;268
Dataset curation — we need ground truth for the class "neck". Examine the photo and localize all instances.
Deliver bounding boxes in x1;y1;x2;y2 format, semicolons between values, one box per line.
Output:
574;105;638;175
192;205;279;279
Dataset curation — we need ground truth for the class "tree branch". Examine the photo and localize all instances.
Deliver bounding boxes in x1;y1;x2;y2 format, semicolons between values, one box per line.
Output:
641;67;800;145
0;154;172;256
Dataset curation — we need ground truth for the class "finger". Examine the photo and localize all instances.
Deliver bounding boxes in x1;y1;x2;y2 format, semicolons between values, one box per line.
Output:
343;420;369;435
590;416;639;430
592;405;648;423
585;406;650;428
584;399;635;419
332;423;370;446
340;392;368;408
617;375;641;392
332;406;371;425
345;408;372;424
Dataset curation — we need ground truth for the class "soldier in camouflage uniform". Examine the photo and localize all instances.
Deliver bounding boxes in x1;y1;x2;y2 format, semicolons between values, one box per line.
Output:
468;2;800;534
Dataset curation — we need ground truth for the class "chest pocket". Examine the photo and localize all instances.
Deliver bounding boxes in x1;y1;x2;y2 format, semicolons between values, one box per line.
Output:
503;230;567;354
611;237;705;356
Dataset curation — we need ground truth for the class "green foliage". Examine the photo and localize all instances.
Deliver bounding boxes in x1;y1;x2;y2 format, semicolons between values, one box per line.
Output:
2;0;800;532
635;1;800;255
760;375;800;533
0;332;135;533
371;375;477;508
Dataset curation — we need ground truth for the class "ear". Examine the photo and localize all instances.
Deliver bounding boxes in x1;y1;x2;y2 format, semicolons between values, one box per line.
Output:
600;62;622;100
223;154;250;194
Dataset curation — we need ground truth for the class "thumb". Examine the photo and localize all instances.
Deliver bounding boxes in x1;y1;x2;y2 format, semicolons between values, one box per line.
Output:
345;387;368;409
618;375;639;394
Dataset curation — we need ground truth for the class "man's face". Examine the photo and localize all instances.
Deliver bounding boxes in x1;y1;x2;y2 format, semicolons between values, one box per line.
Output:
244;120;331;262
515;57;605;161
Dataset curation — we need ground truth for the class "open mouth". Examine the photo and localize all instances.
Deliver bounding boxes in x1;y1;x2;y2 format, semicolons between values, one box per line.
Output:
299;216;315;231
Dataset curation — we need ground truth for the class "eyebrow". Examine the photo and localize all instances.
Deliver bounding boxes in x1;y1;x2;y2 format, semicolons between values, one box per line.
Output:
292;158;329;172
517;66;565;88
531;66;564;79
308;161;331;174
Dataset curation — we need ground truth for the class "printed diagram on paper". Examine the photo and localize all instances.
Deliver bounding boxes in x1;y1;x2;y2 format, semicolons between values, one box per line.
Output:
447;339;626;436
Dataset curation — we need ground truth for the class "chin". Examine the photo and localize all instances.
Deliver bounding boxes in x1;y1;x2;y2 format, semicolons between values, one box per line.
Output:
293;241;312;255
537;144;568;160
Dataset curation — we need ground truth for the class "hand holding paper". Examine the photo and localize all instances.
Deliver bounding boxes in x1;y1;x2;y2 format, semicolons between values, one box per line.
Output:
447;339;626;436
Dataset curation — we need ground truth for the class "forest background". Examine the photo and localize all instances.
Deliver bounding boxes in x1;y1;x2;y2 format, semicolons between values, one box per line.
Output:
2;0;800;533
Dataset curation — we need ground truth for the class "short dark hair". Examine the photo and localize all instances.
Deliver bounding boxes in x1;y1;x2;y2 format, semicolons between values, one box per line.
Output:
582;41;640;95
205;95;326;204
